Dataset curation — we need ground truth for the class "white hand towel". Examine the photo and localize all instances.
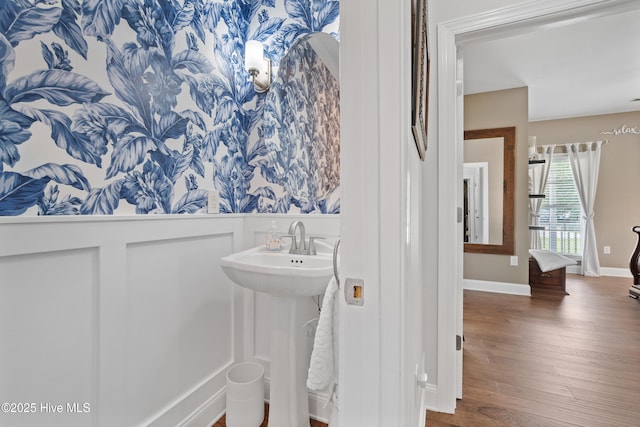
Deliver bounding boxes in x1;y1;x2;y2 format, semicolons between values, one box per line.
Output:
307;276;339;391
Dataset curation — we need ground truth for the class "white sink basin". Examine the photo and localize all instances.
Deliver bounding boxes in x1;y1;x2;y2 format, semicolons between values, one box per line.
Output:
220;243;334;297
220;238;337;426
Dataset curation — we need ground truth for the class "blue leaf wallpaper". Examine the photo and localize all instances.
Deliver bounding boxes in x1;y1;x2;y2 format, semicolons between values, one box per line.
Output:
262;33;340;213
0;0;339;216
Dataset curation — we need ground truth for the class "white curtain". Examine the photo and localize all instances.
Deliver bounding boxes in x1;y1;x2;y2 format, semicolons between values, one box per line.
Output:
567;141;603;276
528;145;555;249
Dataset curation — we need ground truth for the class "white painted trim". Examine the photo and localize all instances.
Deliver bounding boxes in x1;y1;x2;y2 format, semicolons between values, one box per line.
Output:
377;0;413;425
436;0;639;415
567;265;582;275
421;383;441;412
436;22;460;415
463;279;531;296
454;58;465;402
176;388;227;427
448;0;640;45
0;214;341;425
598;267;632;278
1;218;240;426
308;389;332;424
0;212;244;225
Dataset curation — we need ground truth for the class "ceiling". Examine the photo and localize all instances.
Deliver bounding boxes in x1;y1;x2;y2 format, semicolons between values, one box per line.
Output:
461;7;640;122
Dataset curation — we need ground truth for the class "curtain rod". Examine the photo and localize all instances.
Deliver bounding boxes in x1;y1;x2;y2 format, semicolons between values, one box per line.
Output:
533;140;608;150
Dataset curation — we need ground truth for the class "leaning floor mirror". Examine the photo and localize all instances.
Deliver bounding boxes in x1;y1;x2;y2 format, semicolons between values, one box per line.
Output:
463;126;515;255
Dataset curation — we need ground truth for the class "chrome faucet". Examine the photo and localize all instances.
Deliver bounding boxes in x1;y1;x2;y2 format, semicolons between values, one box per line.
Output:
286;221;307;254
284;221;324;255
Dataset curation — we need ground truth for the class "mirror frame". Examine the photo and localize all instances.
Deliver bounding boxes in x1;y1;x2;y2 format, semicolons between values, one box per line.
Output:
463;126;515;255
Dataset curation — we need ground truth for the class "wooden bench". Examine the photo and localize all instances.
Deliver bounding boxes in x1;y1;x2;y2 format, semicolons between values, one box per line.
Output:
529;257;568;295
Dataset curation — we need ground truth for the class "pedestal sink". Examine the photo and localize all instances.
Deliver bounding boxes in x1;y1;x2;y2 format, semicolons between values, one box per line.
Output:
220;242;334;427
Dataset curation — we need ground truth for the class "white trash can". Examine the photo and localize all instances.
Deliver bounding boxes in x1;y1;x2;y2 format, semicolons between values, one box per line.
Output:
226;362;265;427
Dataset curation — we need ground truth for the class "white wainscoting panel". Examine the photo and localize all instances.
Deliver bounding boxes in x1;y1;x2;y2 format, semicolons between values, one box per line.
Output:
0;248;98;427
0;214;339;426
126;234;234;426
0;215;243;427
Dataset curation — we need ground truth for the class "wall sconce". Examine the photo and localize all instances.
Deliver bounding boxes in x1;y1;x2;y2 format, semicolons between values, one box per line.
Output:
245;40;271;93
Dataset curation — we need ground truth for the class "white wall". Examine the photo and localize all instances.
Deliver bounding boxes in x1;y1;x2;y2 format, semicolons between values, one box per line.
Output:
0;214;339;426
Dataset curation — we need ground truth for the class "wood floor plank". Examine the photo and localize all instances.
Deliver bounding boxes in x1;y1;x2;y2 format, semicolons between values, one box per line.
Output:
427;274;640;427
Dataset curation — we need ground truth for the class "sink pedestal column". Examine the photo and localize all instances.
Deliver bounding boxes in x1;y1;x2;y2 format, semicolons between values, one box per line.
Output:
268;295;311;427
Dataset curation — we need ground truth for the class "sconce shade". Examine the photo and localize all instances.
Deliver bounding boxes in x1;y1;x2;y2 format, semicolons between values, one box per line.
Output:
245;40;264;73
245;40;271;93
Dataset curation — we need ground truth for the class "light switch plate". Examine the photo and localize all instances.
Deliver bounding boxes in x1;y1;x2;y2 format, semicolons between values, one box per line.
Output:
510;256;518;266
207;190;219;214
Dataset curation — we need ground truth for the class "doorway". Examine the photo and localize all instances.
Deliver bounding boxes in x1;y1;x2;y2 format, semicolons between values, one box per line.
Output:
436;0;640;414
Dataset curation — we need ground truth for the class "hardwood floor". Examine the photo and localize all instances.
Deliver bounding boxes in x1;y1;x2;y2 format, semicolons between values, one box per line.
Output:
213;275;638;426
427;274;640;427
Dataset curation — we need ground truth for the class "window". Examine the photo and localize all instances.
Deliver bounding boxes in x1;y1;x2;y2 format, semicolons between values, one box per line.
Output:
539;154;583;257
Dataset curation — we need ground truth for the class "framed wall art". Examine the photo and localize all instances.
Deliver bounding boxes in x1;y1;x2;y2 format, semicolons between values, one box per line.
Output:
412;0;430;160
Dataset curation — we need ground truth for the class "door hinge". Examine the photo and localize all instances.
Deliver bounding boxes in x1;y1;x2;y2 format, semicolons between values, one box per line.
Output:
456;335;462;351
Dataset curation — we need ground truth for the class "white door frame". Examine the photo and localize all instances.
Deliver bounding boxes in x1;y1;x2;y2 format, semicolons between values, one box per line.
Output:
436;0;640;414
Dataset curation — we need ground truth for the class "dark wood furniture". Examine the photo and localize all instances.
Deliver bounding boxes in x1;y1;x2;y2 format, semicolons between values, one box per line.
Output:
529;257;568;295
629;226;640;299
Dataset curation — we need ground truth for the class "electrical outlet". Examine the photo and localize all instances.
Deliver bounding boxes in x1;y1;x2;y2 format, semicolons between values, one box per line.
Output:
510;256;518;266
345;278;364;306
604;246;611;254
207;190;219;214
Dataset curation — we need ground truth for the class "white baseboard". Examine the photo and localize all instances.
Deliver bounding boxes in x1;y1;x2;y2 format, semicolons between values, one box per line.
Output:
566;265;581;275
600;267;632;278
566;265;631;277
422;383;451;414
463;279;531;296
178;390;226;427
308;389;332;423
